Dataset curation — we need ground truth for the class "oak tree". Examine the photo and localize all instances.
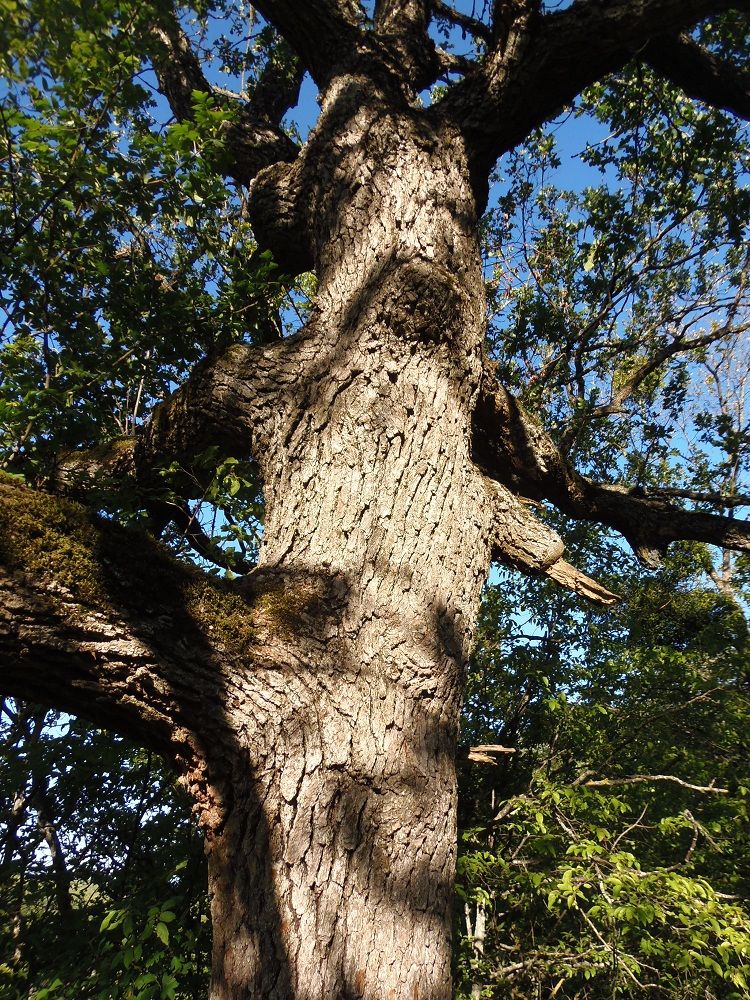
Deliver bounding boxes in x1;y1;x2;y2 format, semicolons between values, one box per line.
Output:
2;1;750;996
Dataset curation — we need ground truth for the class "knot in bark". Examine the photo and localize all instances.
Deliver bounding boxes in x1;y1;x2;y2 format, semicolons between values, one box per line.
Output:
248;160;314;276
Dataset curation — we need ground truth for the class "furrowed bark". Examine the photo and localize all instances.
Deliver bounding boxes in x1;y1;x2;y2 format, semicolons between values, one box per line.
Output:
188;70;502;997
9;3;750;995
4;70;499;986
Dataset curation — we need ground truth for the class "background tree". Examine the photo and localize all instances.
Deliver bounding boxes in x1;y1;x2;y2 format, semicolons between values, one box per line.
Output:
0;703;210;999
2;1;750;997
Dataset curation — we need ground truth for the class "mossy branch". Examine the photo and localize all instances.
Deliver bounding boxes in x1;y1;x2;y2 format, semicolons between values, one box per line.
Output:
0;480;260;822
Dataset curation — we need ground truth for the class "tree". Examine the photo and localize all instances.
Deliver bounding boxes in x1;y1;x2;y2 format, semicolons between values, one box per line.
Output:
2;1;750;996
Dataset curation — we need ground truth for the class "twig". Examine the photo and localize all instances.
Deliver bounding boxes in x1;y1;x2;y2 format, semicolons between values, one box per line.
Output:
583;775;729;795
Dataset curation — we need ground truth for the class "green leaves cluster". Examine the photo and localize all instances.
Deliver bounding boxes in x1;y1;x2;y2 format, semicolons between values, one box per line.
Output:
0;706;210;999
455;537;750;998
486;61;750;491
458;66;750;994
0;0;286;487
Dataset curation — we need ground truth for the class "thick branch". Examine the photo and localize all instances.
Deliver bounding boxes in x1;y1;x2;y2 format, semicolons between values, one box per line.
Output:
545;559;621;605
53;328;314;568
0;482;255;827
486;478;619;605
247;39;305;124
0;485;223;744
148;19;210;124
475;367;750;567
439;0;750;193
148;13;300;186
374;0;439;89
250;0;367;86
0;480;353;831
53;346;259;494
568;482;750;567
643;30;750;120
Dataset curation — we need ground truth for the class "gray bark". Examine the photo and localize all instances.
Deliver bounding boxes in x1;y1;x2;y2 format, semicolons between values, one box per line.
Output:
204;76;494;998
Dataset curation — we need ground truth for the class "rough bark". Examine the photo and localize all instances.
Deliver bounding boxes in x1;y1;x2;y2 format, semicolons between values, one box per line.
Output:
205;75;493;998
2;74;493;993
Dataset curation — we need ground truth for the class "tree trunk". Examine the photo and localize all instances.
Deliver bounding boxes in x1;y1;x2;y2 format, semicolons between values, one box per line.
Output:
201;78;494;998
0;70;575;996
0;74;539;998
5;4;750;996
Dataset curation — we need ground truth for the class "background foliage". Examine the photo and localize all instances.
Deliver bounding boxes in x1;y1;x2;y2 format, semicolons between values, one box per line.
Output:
1;1;749;998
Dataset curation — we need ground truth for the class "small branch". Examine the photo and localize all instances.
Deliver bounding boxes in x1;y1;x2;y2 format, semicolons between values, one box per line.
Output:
432;0;492;42
435;47;474;76
583;774;729;795
466;743;517;764
147;12;300;186
635;486;750;509
580;909;645;990
149;499;255;575
610;803;649;852
560;324;748;444
0;105;20;236
493;794;534;824
34;783;73;917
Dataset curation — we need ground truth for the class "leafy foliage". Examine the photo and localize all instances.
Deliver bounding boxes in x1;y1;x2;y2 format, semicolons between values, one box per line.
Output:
454;49;750;996
0;0;287;563
454;545;750;997
0;704;209;1000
